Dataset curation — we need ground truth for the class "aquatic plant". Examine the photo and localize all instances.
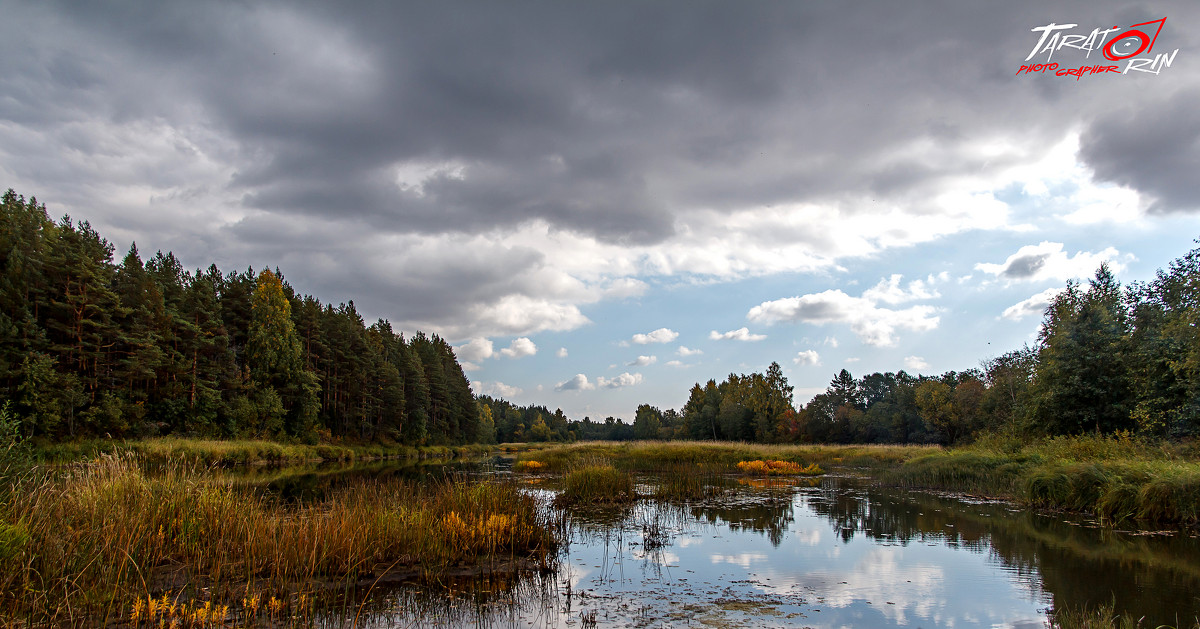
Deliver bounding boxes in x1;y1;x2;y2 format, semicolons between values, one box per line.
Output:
513;460;545;472
0;454;558;625
736;459;824;476
558;464;635;505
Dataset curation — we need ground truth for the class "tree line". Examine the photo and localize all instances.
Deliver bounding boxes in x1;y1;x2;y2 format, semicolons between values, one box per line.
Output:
0;189;479;444
663;249;1200;445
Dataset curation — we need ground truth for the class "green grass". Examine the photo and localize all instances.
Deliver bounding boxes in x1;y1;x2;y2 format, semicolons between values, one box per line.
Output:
1048;599;1200;629
0;454;558;626
887;433;1200;525
557;463;635;505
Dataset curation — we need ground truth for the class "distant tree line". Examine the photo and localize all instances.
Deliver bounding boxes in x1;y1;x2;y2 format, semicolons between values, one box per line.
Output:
663;250;1200;445
0;189;478;444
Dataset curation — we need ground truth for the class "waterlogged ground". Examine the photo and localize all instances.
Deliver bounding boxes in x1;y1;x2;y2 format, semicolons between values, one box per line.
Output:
247;462;1200;628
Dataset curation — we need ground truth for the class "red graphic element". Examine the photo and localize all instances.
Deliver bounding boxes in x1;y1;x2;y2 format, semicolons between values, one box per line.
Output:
1103;18;1165;61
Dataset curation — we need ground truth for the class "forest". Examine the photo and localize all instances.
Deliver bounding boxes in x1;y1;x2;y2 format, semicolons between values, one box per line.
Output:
664;253;1200;445
0;189;479;445
5;187;1200;448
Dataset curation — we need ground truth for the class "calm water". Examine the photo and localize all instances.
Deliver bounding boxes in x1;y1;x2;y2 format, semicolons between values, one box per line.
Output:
245;462;1200;628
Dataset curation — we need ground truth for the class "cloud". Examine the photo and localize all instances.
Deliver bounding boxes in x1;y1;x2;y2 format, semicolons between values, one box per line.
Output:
471;381;523;398
710;327;766;342
555;374;594;392
597;372;643;389
1079;88;1200;215
975;242;1129;284
677;346;703;356
793;350;821;366
556;347;568;358
455;337;494;363
904;356;929;370
499;337;537;358
666;360;685;368
631;327;679;345
1001;287;1064;320
748;286;939;347
862;274;940;304
628;355;657;367
824;337;838;348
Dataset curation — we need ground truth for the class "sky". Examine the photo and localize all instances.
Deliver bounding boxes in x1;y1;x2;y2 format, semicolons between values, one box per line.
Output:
3;1;1200;421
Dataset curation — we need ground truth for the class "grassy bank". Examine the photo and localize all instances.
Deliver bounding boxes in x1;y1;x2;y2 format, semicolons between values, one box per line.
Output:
513;440;930;473
514;437;1200;525
0;455;557;626
887;433;1200;525
32;437;499;466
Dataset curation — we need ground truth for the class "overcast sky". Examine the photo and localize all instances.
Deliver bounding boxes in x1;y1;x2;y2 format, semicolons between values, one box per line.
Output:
4;1;1200;420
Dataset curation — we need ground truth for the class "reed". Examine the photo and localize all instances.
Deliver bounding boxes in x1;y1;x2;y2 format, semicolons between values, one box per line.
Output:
0;454;557;625
736;460;824;476
887;434;1200;525
513;440;930;473
1048;599;1200;629
33;437;497;466
557;464;635;505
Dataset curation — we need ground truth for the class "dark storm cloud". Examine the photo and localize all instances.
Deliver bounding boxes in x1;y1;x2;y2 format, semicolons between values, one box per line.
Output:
1079;88;1200;214
4;0;1200;337
1001;253;1047;279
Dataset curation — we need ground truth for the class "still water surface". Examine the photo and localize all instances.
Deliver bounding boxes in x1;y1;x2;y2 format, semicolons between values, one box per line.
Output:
248;461;1200;628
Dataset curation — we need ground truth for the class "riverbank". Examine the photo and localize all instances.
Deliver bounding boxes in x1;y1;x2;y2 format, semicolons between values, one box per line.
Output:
514;436;1200;526
0;454;558;626
30;437;517;466
886;433;1200;525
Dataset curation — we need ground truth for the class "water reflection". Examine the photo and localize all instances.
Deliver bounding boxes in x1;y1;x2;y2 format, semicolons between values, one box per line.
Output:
237;462;1200;627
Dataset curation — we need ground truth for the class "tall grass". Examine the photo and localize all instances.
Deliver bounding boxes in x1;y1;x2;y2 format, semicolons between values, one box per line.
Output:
33;437;497;466
557;464;635;505
887;433;1200;525
0;455;557;626
514;440;928;473
1048;599;1200;629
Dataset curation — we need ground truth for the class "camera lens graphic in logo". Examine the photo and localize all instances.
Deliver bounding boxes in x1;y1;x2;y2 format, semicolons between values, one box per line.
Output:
1103;17;1166;61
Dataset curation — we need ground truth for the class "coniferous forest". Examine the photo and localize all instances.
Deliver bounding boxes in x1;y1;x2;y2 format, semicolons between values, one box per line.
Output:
5;188;1200;448
0;189;479;444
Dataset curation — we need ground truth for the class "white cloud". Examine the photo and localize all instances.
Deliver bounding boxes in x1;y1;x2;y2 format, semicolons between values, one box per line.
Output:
823;337;839;348
628;355;657;367
1001;287;1064;320
471;380;523;398
677;346;703;357
709;327;766;342
460;361;481;372
500;337;537;358
975;242;1129;284
455;337;494;363
793;350;821;366
556;347;568;358
862;274;940;305
748;289;939;347
603;277;649;299
631;327;679;344
597;372;643;388
555;374;594;391
904;356;929;370
666;360;685;367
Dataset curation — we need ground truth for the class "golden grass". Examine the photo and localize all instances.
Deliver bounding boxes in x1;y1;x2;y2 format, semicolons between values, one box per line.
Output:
0;454;557;625
513;440;933;472
736;460;824;476
33;437;497;466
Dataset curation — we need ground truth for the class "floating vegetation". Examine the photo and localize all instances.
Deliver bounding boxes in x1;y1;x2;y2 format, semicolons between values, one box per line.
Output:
513;460;545;472
736;460;824;476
